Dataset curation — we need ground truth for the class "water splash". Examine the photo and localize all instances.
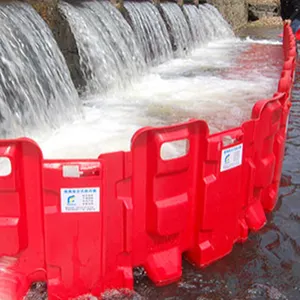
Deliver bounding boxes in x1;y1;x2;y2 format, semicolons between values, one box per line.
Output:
40;38;281;159
182;4;206;45
0;2;79;138
160;2;192;55
124;2;172;65
60;0;146;95
202;4;234;39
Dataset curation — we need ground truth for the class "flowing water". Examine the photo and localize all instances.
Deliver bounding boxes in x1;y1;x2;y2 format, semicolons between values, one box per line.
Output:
159;2;192;55
203;3;235;40
36;2;281;159
59;0;146;95
183;5;207;45
123;1;172;65
0;2;79;138
38;39;282;158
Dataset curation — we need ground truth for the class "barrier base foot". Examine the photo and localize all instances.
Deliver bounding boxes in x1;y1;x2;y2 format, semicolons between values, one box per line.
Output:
262;185;279;212
186;238;233;268
47;266;133;299
237;218;249;243
246;201;267;231
0;269;29;300
144;247;182;286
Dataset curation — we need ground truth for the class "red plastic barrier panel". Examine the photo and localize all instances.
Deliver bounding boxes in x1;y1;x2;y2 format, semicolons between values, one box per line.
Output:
283;24;296;60
283;57;296;82
0;139;46;299
186;127;249;267
257;75;293;212
43;158;132;299
127;120;208;285
283;24;289;59
244;94;284;220
185;94;285;269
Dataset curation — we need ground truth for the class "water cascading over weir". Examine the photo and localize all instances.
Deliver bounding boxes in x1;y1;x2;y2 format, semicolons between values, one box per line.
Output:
0;2;80;139
0;0;235;142
58;0;234;95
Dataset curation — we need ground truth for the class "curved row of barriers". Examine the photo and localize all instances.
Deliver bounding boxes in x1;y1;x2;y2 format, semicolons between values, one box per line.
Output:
0;24;297;299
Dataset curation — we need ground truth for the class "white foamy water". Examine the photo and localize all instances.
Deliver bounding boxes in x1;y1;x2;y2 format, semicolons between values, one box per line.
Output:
244;36;283;45
37;37;283;159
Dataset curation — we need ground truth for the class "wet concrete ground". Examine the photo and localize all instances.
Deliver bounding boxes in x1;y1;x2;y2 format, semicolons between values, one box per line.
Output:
237;25;282;40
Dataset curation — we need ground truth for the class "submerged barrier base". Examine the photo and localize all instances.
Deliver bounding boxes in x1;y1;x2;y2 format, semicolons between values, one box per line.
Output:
0;24;297;299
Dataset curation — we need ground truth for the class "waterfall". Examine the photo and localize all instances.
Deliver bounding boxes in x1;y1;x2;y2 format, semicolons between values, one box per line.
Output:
159;2;192;56
124;2;172;65
0;0;236;144
0;2;79;138
182;4;207;45
59;0;146;95
58;1;235;96
200;4;235;40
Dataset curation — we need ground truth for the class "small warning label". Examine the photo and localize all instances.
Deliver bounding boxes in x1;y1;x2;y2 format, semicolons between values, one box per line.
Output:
220;144;243;172
60;187;100;213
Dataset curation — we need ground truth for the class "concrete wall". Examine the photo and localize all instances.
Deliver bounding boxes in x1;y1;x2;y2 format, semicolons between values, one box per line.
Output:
248;0;280;21
207;0;248;30
24;0;58;28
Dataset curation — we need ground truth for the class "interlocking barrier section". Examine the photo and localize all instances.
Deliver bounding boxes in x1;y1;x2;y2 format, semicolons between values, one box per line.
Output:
0;24;297;299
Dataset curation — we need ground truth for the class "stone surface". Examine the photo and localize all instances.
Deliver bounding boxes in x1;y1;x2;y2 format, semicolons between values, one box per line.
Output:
23;0;58;28
246;16;282;27
52;5;86;92
248;0;280;21
19;0;85;91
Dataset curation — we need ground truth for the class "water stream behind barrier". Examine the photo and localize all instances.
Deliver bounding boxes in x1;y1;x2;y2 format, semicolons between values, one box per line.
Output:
33;2;282;159
37;37;282;158
0;1;282;160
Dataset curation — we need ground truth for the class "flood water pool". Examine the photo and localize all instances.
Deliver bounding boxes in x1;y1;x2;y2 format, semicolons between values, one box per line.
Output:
36;36;283;159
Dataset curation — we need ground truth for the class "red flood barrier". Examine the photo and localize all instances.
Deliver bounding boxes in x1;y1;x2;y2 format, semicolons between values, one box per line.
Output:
0;140;46;299
128;121;208;285
186;127;248;267
43;158;133;299
0;24;297;298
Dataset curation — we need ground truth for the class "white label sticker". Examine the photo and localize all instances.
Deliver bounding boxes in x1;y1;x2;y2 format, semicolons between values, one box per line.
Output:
61;187;100;213
220;143;243;172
